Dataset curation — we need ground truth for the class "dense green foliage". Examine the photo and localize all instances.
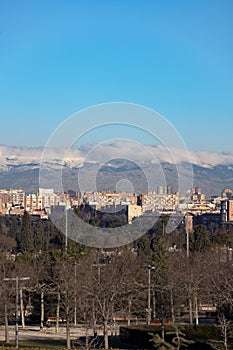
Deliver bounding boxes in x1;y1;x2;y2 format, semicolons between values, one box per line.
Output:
120;325;223;349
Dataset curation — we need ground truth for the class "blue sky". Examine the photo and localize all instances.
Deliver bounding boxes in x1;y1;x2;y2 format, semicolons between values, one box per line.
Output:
0;0;233;152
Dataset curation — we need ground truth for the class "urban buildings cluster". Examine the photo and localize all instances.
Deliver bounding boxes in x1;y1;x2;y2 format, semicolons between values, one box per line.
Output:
0;186;233;228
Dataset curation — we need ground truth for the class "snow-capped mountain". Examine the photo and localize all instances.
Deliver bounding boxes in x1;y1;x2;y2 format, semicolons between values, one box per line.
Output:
0;143;233;196
2;142;233;168
0;145;85;168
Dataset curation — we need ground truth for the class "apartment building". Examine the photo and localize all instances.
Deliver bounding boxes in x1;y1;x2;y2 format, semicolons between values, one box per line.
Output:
0;188;25;206
221;199;233;223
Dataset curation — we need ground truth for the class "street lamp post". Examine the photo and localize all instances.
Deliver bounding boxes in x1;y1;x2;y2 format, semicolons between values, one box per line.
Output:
185;190;191;258
185;212;190;258
4;277;30;349
92;263;105;284
91;264;105;336
74;262;80;326
65;207;68;253
146;265;155;325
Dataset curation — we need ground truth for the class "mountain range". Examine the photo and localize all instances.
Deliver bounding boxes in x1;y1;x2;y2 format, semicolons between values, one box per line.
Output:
0;143;233;197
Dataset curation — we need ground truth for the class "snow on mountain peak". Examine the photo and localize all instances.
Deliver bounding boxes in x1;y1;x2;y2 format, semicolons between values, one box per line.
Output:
0;143;233;168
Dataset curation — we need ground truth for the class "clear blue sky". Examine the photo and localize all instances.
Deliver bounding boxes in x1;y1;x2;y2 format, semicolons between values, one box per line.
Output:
0;0;233;152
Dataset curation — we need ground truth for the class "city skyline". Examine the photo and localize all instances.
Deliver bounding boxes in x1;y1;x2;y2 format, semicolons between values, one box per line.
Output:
0;1;233;152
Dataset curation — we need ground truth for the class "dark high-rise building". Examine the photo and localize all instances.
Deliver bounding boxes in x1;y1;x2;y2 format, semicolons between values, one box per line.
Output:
221;199;233;223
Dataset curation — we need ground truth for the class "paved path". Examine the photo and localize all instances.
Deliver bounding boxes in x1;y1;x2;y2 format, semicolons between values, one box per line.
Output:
0;325;137;349
0;325;102;344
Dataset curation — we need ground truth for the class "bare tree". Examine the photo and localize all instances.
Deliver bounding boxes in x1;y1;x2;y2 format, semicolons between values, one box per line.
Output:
0;254;18;343
48;253;79;349
78;248;144;350
0;273;15;343
166;250;211;325
208;248;233;350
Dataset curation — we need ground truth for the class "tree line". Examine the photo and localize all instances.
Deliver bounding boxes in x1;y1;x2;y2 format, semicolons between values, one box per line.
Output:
0;212;233;349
